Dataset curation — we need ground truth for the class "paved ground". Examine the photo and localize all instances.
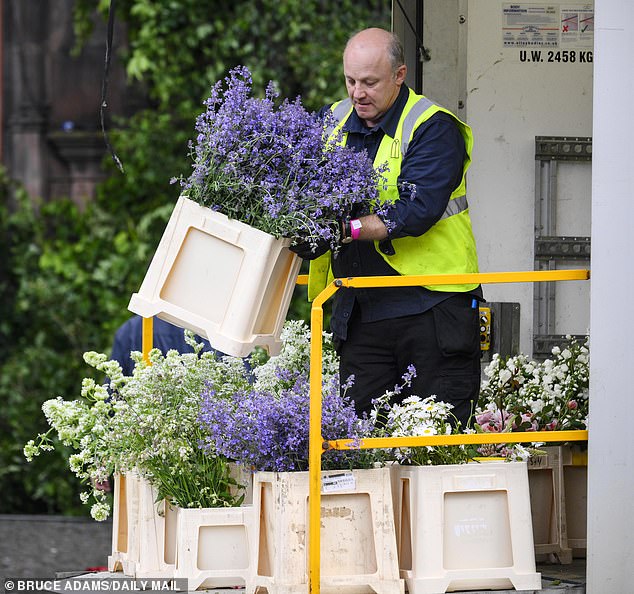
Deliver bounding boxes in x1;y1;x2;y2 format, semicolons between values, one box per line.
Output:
0;511;586;594
44;559;587;594
537;557;586;593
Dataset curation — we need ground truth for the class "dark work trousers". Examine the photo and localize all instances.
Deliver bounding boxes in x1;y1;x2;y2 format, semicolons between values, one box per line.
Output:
338;293;481;428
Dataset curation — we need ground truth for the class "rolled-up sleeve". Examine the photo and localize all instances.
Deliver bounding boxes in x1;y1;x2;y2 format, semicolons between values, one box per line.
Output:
380;112;466;238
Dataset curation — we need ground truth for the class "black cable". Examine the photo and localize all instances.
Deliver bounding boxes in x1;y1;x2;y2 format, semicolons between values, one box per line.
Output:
394;0;431;62
100;0;124;173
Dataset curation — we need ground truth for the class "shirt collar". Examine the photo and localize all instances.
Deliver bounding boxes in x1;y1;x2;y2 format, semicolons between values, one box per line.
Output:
342;84;410;137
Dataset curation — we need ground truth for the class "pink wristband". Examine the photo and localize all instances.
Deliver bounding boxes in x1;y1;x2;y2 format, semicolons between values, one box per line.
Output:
350;219;362;240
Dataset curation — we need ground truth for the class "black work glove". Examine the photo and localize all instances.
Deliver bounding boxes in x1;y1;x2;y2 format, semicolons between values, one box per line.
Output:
289;237;331;260
290;220;352;260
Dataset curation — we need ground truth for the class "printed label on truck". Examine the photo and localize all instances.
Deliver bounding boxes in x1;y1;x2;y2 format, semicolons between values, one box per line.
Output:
503;3;594;50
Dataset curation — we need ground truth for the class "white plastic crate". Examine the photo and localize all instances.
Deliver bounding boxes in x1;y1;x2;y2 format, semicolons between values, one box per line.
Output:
109;474;176;579
108;473;140;574
174;506;255;591
562;445;588;555
391;462;541;594
107;474;125;572
128;196;301;357
229;462;253;505
253;467;403;594
528;446;573;563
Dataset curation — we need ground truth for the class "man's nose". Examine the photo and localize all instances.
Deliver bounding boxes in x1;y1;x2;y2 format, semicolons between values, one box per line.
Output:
352;84;366;98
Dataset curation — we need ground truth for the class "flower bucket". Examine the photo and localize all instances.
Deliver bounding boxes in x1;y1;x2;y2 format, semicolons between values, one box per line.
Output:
108;474;177;579
527;445;588;562
229;462;253;505
562;445;588;556
108;473;141;574
128;195;301;357
173;505;256;591
253;467;403;594
133;479;178;579
527;446;573;563
390;462;541;594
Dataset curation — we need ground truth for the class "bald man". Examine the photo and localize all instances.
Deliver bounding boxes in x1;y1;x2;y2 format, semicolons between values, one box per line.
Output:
296;28;483;427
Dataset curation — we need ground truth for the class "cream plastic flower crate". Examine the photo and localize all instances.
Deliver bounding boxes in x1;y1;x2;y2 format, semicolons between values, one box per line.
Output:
108;473;177;579
527;445;588;561
174;505;256;591
128;196;301;357
108;473;140;574
391;462;541;594
229;462;254;505
528;446;573;563
253;467;403;594
562;445;588;556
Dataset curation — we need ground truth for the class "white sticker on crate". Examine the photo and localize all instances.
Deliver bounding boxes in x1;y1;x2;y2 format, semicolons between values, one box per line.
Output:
322;472;356;493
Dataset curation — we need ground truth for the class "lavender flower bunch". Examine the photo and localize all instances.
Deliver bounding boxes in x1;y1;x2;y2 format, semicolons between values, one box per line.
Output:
199;375;374;472
198;321;374;472
173;66;388;252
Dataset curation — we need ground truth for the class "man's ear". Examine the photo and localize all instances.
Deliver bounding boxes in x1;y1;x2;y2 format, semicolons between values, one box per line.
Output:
395;64;407;85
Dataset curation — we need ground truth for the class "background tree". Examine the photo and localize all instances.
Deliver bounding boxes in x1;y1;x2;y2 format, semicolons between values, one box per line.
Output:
1;0;390;514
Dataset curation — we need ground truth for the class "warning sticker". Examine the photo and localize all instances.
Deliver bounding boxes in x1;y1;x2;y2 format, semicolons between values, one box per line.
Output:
561;5;594;47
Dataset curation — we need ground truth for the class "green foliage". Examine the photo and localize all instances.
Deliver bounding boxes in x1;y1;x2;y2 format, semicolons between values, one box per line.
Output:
95;109;192;217
77;0;389;111
0;167;170;514
3;0;388;514
75;0;381;332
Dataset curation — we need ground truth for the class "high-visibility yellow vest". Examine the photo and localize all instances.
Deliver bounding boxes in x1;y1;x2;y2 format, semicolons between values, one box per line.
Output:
308;88;479;301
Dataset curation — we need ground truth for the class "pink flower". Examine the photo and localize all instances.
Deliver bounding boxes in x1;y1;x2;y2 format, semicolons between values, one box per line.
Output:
567;400;578;410
520;413;539;431
475;409;512;433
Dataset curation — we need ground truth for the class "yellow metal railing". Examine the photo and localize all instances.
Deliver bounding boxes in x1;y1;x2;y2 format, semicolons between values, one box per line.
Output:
139;268;590;594
307;268;590;594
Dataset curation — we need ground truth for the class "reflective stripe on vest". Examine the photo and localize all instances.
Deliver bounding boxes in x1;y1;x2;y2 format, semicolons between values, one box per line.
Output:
326;96;438;157
441;194;468;220
400;96;435;155
324;99;353;139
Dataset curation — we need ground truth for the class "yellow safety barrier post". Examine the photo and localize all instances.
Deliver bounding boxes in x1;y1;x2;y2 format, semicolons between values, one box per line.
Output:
308;280;339;593
142;316;153;364
307;269;590;594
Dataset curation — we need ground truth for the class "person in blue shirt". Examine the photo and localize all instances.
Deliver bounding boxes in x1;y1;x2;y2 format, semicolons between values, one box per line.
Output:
291;28;483;428
110;315;215;376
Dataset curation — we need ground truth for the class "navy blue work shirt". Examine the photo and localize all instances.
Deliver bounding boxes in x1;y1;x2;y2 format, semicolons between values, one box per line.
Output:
322;85;482;341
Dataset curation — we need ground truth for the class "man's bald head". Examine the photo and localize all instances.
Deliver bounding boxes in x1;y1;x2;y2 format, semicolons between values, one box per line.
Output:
345;28;405;73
